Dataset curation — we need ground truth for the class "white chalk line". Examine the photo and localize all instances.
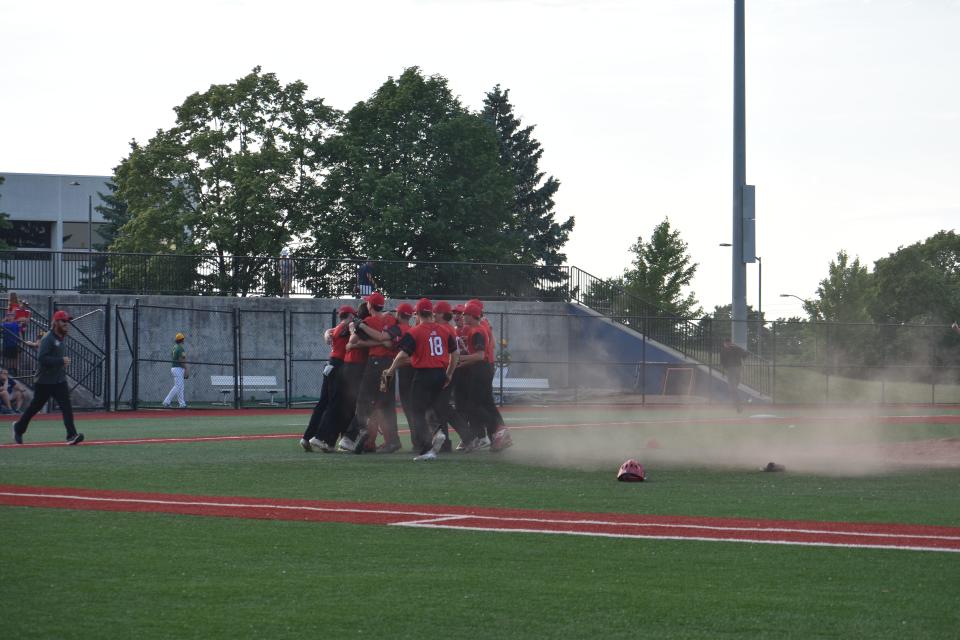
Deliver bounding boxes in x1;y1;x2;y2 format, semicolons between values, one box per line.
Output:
2;490;958;545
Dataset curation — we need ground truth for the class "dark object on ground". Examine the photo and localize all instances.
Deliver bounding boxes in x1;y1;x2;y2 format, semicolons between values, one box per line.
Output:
764;462;785;472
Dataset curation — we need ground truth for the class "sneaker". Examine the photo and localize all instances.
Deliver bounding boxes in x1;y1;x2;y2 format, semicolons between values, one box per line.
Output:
309;437;335;453
337;437;356;453
460;437;481;453
490;428;513;452
476;436;491;449
455;440;466;451
353;428;368;455
67;433;85;446
162;403;172;409
299;438;313;452
11;422;22;445
430;430;447;455
377;441;402;454
413;450;437;462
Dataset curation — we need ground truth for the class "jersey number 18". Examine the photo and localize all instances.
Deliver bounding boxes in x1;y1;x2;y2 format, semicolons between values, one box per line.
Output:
428;335;444;357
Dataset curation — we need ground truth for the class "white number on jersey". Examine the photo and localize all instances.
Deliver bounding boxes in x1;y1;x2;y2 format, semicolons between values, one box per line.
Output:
428;334;444;357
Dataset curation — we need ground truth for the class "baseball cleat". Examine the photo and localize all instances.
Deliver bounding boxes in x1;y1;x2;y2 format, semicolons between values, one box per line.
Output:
299;438;312;452
67;433;85;446
413;450;437;462
11;422;22;445
430;430;447;455
377;441;402;454
490;428;513;452
476;436;491;449
353;429;368;454
337;437;356;453
309;437;335;453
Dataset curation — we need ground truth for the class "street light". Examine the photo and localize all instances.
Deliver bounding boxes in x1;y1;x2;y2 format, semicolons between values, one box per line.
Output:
68;181;93;252
779;293;806;304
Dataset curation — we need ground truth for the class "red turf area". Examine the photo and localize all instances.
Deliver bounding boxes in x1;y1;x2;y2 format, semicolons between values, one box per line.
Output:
2;484;958;553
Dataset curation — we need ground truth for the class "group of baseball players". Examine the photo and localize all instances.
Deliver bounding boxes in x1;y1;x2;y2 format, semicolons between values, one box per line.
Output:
299;292;512;461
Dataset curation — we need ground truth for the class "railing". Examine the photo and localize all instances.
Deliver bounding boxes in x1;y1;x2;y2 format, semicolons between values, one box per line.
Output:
0;250;573;300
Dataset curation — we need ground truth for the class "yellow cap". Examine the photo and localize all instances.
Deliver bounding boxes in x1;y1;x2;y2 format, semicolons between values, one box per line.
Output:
175;333;185;341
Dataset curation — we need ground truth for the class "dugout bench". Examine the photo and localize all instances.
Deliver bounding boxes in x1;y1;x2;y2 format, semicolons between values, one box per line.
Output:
210;375;281;405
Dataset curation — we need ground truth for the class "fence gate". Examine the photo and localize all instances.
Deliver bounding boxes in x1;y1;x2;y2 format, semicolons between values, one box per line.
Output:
113;305;136;409
237;309;287;409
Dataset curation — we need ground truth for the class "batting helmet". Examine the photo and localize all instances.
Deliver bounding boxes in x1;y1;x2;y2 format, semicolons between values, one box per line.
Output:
617;459;645;482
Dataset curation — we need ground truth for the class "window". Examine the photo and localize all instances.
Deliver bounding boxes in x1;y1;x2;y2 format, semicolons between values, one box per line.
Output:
0;221;52;249
63;222;107;250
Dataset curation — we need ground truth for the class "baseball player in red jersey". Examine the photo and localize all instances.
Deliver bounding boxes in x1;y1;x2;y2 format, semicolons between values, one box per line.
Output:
340;292;398;453
465;300;512;451
381;303;415;452
330;301;373;451
381;298;459;461
301;305;355;452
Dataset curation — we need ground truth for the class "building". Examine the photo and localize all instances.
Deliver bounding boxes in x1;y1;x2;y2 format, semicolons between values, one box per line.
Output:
0;172;111;293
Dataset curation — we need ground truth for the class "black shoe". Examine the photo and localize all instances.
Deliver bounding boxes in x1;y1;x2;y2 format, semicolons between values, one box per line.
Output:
67;433;85;446
11;422;22;445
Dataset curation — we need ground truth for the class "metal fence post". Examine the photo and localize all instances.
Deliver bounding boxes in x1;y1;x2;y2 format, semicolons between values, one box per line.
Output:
104;301;111;411
284;307;291;409
132;298;140;410
233;307;240;409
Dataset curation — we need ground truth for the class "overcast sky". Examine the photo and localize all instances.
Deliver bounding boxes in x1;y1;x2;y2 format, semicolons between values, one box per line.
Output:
2;0;958;318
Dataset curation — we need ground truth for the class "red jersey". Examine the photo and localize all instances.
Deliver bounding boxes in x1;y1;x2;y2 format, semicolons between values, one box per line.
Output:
366;314;397;358
480;319;495;364
341;320;368;364
464;324;487;358
399;321;457;369
329;320;350;361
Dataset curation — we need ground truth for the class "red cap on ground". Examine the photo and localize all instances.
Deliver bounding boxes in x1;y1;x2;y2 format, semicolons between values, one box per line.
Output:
53;310;72;322
463;302;483;319
338;305;356;315
395;303;414;316
363;291;385;307
434;301;452;315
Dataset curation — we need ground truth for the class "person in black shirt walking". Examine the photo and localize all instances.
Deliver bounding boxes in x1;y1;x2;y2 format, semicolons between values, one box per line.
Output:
11;310;84;445
719;338;749;413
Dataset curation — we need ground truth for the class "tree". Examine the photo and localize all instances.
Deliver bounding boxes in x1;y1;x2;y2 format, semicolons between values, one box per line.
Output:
111;67;340;295
621;218;701;318
482;85;574;281
312;68;516;297
871;230;960;324
805;250;875;323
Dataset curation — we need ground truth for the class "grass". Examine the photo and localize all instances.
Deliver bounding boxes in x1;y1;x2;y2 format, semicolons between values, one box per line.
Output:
772;367;960;403
2;407;960;638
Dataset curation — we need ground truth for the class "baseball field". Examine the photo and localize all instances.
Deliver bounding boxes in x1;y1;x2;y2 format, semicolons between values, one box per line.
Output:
2;405;959;639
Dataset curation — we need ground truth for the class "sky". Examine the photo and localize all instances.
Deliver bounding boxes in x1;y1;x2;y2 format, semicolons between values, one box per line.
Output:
2;0;958;319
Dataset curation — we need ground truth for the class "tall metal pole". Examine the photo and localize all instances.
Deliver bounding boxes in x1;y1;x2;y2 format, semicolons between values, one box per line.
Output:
732;0;748;348
757;256;762;358
88;194;93;252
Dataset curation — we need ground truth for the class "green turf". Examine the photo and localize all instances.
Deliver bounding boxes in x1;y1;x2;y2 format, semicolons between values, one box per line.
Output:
2;407;959;638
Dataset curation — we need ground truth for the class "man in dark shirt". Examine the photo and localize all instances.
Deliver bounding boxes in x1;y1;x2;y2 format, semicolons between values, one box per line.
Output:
719;338;749;413
356;260;377;296
11;310;84;445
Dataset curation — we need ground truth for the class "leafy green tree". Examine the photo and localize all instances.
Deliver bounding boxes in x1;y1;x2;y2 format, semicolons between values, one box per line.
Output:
621;218;701;318
111;67;339;295
871;230;960;324
805;250;875;323
482;85;574;278
313;68;515;296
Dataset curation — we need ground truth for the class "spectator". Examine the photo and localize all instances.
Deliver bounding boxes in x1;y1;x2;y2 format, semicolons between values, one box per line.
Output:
1;310;22;375
279;247;295;298
0;368;30;413
356;260;377;296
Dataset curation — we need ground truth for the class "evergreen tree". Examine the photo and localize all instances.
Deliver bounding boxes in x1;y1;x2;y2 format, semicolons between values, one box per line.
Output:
622;218;701;318
481;85;574;270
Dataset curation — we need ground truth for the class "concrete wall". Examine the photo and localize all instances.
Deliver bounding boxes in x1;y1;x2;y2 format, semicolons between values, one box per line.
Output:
45;294;737;405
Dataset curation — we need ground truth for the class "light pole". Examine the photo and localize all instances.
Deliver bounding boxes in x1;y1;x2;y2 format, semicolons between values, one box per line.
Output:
68;181;93;252
721;243;762;356
779;293;805;304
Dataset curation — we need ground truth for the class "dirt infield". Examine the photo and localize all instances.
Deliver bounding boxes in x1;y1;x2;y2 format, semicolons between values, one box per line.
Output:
2;484;958;553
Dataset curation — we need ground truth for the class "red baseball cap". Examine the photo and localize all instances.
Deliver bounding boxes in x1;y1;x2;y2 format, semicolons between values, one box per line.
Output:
463;302;483;319
434;301;452;315
338;304;356;315
467;298;484;311
395;303;414;316
414;298;433;313
53;310;72;322
453;304;465;314
363;291;385;307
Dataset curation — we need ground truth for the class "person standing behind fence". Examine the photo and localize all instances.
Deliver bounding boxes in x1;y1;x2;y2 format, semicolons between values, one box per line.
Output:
1;310;23;376
720;338;749;413
279;248;295;298
11;310;84;445
356;260;377;296
162;333;189;409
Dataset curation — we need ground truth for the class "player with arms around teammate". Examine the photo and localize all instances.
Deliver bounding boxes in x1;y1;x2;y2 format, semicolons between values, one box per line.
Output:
300;305;354;452
381;298;459;461
11;310;84;445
